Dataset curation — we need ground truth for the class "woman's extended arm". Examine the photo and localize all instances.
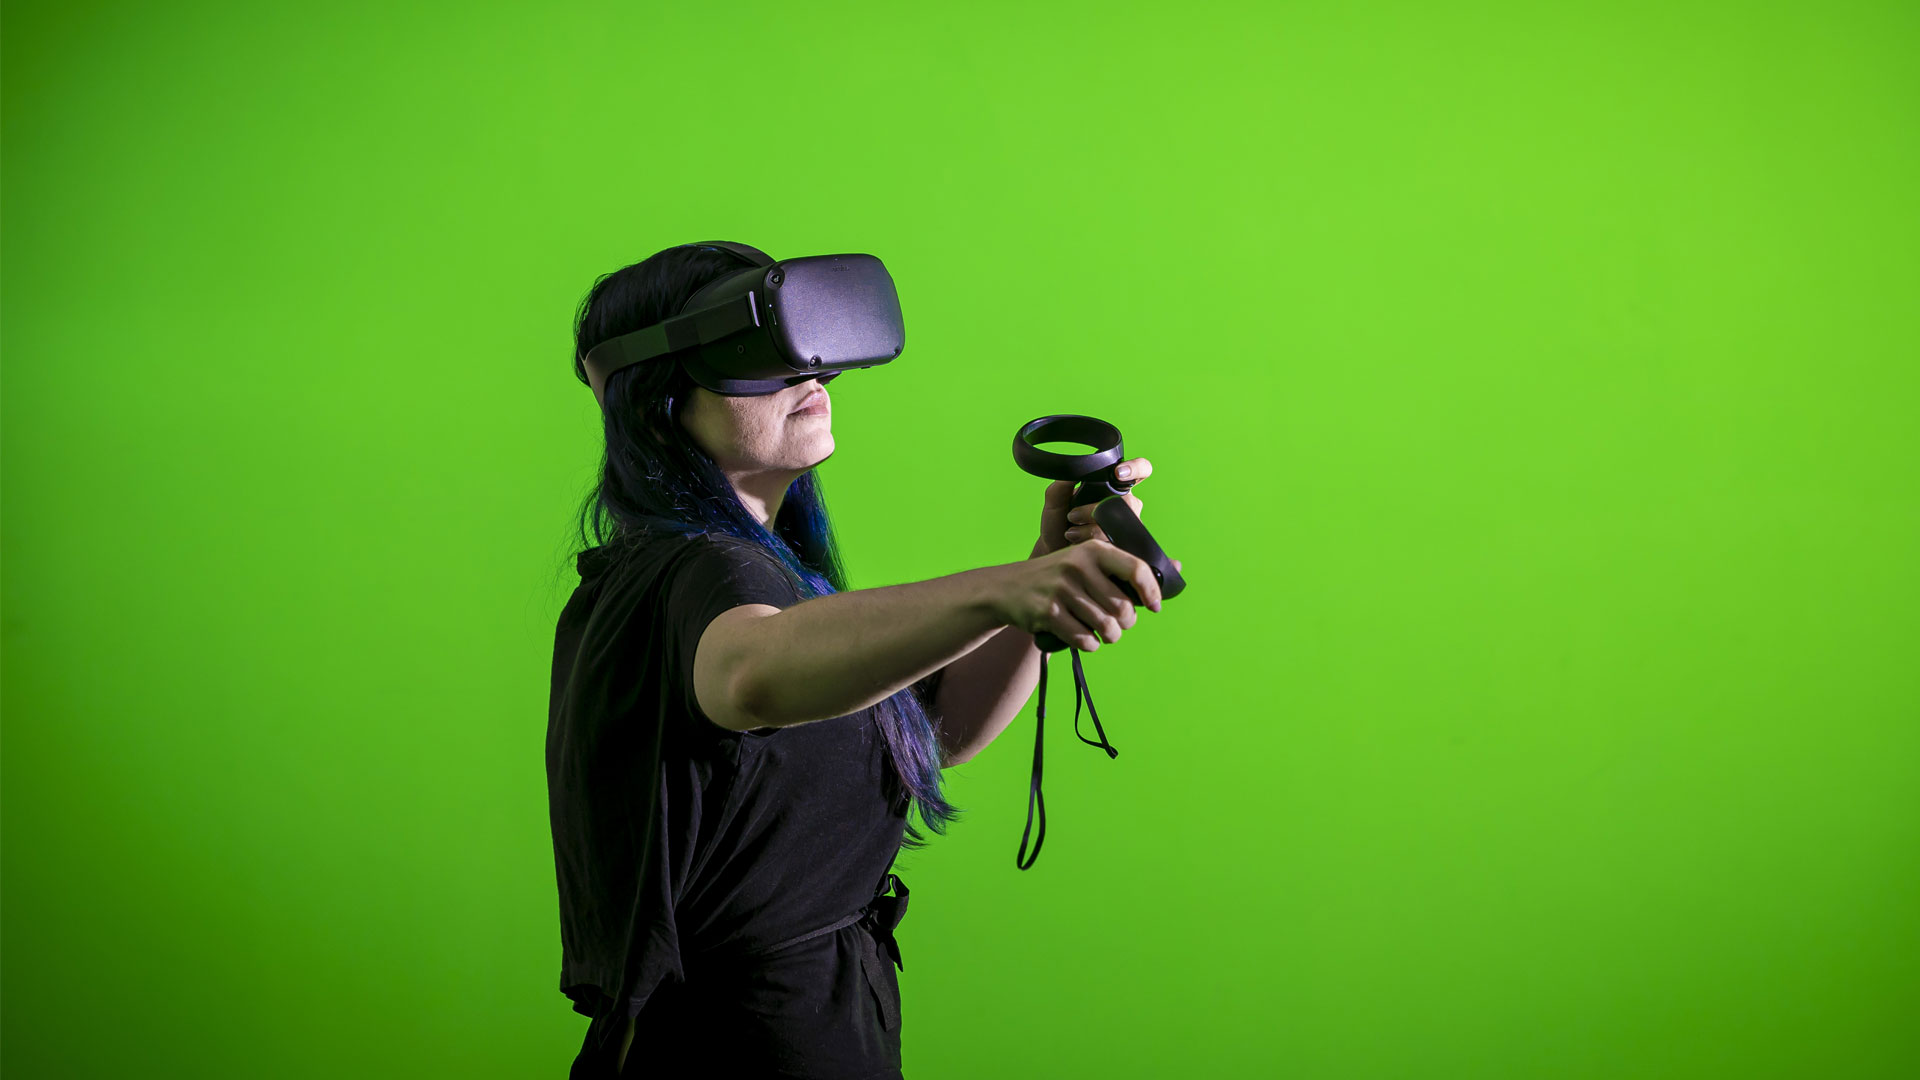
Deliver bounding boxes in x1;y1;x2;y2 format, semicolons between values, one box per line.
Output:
722;539;1157;745
727;563;1010;731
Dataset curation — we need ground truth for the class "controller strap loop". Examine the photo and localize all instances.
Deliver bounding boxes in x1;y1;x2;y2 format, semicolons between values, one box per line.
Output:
1015;645;1119;870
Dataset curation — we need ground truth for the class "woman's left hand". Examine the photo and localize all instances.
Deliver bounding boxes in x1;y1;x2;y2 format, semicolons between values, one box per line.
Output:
1037;457;1151;553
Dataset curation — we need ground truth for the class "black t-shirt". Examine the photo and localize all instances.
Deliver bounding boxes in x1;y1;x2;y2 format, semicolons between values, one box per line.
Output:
546;529;936;1072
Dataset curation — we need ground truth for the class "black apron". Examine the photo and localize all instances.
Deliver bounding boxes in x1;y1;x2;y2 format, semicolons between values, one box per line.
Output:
570;871;911;1079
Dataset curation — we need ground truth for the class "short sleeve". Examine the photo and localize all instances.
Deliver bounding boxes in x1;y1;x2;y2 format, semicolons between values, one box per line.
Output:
662;536;802;729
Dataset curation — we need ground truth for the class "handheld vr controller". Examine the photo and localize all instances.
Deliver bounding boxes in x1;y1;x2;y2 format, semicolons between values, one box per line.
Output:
1009;414;1188;870
1013;414;1187;650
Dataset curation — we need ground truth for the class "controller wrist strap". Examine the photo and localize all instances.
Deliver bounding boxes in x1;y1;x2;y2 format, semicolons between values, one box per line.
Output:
1014;645;1119;870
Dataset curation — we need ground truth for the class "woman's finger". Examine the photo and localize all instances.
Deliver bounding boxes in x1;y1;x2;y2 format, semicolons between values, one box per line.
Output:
1066;492;1146;526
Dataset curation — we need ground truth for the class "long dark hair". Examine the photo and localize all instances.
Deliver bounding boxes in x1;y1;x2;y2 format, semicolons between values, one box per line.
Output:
565;243;960;849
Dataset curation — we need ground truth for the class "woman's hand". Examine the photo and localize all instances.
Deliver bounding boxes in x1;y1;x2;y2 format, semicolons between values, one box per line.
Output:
988;540;1165;650
1035;456;1183;576
1037;457;1152;554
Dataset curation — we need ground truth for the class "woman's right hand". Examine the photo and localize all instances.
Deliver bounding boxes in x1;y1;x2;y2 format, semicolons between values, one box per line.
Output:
987;539;1164;652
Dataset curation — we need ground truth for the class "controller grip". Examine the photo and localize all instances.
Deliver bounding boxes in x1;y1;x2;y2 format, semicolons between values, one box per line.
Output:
1033;497;1184;653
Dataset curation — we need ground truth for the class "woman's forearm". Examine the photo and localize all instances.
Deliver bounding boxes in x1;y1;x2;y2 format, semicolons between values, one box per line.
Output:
935;537;1051;765
738;563;1010;730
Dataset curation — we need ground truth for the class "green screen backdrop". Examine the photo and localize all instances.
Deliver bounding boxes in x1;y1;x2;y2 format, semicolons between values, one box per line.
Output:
4;1;1916;1076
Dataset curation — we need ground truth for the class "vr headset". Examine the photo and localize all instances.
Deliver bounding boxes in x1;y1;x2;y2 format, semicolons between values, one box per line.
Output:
575;241;905;408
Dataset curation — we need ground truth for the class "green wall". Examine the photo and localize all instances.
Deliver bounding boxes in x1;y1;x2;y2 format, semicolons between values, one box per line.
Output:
4;1;1915;1076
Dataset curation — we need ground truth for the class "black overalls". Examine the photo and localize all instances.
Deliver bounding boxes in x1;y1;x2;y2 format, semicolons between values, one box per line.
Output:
548;532;938;1079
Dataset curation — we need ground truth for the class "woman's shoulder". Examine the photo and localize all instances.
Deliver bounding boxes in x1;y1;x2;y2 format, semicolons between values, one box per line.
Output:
574;527;709;580
576;529;800;598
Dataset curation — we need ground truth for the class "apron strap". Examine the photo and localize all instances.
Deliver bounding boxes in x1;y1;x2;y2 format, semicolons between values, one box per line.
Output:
857;871;910;972
855;872;911;1032
750;869;911;960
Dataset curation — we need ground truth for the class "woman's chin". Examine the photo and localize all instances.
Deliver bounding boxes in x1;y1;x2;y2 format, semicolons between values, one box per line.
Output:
807;438;835;468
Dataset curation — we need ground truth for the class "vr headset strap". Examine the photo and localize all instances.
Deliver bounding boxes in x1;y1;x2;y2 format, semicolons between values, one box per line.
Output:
583;294;761;396
685;240;774;267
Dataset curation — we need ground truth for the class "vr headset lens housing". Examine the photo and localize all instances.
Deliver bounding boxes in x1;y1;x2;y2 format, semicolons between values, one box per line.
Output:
579;249;905;406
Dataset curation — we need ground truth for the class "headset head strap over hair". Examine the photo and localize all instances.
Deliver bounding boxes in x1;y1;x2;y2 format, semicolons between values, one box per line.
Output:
686;240;775;266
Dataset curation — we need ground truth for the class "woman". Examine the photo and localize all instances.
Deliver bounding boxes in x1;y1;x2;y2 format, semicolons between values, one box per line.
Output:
547;243;1173;1078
